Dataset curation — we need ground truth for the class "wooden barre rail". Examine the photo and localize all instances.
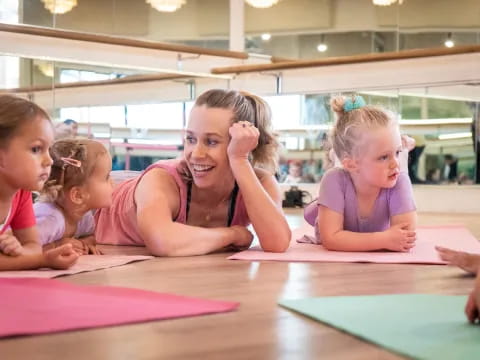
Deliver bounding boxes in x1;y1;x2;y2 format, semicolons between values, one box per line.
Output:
0;73;193;94
0;22;249;60
211;45;480;74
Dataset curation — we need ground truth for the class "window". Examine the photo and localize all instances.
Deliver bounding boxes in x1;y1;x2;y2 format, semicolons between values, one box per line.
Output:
265;95;302;129
60;106;126;127
127;103;184;129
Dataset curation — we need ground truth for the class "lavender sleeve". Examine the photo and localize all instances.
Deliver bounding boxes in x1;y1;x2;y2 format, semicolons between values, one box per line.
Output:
304;169;346;226
76;211;95;238
34;203;65;245
317;169;346;214
389;172;416;216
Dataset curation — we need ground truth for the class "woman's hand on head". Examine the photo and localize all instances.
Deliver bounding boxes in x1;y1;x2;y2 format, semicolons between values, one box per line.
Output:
44;244;79;269
0;233;24;257
227;121;259;162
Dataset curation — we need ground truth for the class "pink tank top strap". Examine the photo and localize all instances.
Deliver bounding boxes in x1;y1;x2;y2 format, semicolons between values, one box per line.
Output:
142;159;188;223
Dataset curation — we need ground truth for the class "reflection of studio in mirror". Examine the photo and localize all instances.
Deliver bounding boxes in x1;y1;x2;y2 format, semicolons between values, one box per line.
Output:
1;0;479;182
278;91;479;186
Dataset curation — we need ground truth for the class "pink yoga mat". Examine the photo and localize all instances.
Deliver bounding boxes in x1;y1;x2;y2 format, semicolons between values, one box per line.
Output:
0;255;153;278
228;224;480;264
0;278;238;337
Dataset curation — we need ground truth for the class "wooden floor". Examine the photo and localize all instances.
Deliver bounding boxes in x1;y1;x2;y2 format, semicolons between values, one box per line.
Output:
2;211;479;360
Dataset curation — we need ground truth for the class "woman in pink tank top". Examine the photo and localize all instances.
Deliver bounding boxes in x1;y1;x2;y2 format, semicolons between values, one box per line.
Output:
95;89;291;256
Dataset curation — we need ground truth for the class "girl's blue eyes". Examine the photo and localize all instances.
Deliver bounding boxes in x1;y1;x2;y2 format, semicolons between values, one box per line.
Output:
379;151;401;161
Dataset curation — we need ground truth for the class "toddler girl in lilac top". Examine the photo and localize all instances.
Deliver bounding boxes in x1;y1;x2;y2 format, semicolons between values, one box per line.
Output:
304;95;417;252
34;139;114;255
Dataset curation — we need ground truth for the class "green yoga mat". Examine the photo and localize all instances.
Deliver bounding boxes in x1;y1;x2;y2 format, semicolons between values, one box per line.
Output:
279;294;480;360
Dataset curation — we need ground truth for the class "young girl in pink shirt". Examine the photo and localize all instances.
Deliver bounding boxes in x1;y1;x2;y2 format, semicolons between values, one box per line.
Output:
0;94;78;270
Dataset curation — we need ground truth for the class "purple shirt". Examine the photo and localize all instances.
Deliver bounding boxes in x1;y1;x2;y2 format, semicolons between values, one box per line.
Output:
304;168;416;243
34;202;95;245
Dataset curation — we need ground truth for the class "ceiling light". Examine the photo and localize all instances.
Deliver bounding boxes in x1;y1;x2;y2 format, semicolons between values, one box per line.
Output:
245;0;280;9
444;40;455;48
317;35;327;52
41;0;77;14
146;0;186;12
444;32;454;48
317;43;328;52
372;0;403;5
261;33;271;41
35;61;54;78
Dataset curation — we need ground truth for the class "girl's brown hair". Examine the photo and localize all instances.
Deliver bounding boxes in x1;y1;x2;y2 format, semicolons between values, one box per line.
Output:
194;89;279;174
40;138;107;202
330;95;397;160
0;94;50;146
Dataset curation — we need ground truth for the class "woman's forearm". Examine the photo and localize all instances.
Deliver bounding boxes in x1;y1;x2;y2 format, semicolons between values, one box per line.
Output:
229;159;291;252
139;216;235;256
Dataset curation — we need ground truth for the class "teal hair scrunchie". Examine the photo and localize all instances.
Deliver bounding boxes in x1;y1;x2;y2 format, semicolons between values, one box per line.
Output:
343;95;366;112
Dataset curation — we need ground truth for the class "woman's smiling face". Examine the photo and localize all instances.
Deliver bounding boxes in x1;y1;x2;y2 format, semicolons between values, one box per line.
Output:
183;105;234;188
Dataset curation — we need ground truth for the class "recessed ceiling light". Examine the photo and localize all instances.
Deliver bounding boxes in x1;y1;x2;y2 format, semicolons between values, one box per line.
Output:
261;33;272;41
317;43;328;52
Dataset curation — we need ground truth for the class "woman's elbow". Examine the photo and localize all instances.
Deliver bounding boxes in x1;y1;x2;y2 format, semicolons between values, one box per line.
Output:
143;232;176;257
261;228;291;253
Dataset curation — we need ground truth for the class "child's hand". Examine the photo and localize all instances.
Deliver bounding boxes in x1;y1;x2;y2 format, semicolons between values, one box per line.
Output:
435;246;480;274
465;290;480;323
79;235;103;255
56;237;89;255
227;122;259;162
230;225;254;250
44;244;79;269
384;222;416;252
176;159;192;182
0;233;24;257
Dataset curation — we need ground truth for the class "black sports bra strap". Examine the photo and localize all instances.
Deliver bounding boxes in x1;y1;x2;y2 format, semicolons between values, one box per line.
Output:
186;182;238;226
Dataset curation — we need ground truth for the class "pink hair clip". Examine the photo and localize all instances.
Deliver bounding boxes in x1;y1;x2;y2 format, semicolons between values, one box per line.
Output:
60;157;81;168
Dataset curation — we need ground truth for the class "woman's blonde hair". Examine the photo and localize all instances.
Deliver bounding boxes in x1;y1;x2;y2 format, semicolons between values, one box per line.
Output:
40;138;107;202
194;89;279;174
330;95;397;160
0;94;50;147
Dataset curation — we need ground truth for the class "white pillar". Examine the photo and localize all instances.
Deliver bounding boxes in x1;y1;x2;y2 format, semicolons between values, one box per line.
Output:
229;0;245;52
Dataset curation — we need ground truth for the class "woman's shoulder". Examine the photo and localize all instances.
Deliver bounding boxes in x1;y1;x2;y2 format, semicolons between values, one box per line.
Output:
254;167;276;181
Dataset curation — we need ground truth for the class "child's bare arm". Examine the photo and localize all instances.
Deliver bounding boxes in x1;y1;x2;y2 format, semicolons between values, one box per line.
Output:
0;227;43;256
319;206;416;252
0;244;78;270
465;270;480;323
43;236;102;255
436;247;480;274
